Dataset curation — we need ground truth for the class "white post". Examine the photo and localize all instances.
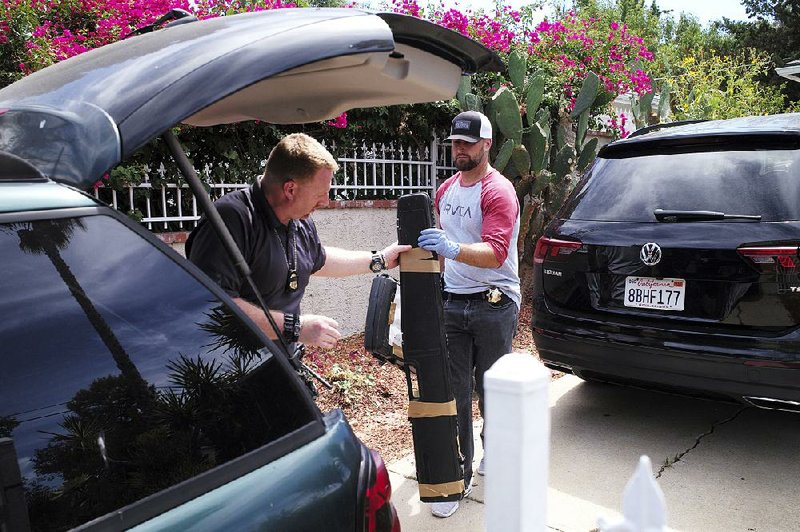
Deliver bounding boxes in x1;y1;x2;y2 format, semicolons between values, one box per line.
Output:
597;456;667;532
484;351;550;532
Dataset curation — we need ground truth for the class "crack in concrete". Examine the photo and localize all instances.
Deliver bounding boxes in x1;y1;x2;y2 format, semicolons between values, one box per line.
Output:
656;406;749;478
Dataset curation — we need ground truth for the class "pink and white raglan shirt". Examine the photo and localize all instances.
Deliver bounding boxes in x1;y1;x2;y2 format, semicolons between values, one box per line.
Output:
435;168;521;309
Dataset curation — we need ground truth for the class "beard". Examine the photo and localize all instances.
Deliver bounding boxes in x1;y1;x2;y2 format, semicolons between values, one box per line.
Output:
454;148;485;171
455;156;478;171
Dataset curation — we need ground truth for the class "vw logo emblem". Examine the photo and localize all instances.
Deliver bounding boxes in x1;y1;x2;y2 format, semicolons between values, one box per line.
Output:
640;243;662;266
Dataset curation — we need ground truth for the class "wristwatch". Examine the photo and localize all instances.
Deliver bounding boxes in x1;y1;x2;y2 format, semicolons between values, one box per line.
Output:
283;312;301;343
369;250;387;273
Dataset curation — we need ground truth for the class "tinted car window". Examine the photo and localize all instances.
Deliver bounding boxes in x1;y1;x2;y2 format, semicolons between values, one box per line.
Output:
565;150;800;222
0;215;314;531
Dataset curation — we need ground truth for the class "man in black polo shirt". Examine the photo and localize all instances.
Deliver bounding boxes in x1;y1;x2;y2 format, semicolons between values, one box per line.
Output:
187;133;408;348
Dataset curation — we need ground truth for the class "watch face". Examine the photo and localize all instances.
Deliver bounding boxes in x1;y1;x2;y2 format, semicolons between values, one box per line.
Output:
370;254;384;273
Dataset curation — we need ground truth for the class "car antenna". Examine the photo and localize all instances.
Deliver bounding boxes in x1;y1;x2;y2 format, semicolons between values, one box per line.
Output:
162;130;331;394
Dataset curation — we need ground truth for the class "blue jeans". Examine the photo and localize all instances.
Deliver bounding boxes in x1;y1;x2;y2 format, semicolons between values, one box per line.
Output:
443;294;518;486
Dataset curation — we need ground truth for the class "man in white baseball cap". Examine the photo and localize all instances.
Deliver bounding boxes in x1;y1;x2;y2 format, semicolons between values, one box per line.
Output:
419;110;521;518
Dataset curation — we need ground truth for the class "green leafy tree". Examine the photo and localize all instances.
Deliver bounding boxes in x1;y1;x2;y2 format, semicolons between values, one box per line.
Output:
569;0;664;50
720;0;800;103
658;13;738;74
670;49;796;120
567;1;798;120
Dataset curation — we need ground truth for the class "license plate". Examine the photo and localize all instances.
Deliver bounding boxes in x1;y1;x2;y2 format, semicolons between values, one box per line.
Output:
624;277;685;311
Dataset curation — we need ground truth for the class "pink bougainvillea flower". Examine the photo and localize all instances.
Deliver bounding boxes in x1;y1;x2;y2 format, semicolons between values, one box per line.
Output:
327;112;348;129
6;0;653;139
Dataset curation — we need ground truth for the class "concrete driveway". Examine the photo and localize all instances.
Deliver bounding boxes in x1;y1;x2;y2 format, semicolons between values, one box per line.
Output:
390;374;800;531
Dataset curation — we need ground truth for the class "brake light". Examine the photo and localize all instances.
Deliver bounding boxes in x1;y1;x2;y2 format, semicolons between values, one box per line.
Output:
534;236;582;264
365;449;400;532
737;246;798;269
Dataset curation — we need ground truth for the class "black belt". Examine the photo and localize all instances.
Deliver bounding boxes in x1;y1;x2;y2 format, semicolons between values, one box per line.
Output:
444;290;506;302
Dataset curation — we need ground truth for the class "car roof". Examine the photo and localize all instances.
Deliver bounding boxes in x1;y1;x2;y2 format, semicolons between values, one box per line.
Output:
0;9;502;190
0;152;97;213
0;181;97;213
600;113;800;157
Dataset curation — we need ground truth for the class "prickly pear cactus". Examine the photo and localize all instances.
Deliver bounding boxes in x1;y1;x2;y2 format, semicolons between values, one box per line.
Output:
631;90;655;129
492;87;523;145
626;81;671;132
456;55;604;262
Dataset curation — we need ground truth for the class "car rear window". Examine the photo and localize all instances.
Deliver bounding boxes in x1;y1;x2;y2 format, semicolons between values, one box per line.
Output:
563;149;800;222
0;214;315;531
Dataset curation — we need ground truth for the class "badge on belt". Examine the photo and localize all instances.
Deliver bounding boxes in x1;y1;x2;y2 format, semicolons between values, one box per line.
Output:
487;287;503;303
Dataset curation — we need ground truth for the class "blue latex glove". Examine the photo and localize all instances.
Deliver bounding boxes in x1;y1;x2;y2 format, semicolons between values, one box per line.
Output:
418;228;460;260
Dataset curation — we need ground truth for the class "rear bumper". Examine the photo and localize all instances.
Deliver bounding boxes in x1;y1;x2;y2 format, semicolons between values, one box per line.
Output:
533;326;800;406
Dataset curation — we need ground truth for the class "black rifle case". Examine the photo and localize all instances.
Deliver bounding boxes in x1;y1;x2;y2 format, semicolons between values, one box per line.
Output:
395;192;463;503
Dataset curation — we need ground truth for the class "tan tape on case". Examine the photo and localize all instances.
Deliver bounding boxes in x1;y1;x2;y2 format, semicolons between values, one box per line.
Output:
388;302;396;325
392;345;404;359
399;247;440;273
419;480;465;498
407;399;457;419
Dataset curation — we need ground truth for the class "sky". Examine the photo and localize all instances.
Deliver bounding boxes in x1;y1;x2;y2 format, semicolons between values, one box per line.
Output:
618;0;748;25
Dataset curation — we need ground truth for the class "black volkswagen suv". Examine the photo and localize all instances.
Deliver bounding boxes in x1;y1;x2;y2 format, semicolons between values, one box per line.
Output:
532;114;800;411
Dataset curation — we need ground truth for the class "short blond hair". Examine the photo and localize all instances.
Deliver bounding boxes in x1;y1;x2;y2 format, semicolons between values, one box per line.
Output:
264;133;338;185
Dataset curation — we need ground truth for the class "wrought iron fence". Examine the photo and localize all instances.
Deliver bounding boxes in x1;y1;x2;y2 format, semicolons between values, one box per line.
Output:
94;138;456;231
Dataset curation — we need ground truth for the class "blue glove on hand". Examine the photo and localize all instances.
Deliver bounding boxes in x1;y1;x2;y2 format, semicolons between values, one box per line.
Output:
418;228;460;260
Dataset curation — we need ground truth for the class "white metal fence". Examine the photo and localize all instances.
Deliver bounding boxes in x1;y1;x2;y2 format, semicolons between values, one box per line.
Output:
94;138;457;232
333;140;452;199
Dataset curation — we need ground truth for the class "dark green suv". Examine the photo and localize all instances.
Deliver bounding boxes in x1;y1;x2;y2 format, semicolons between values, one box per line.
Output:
0;9;500;530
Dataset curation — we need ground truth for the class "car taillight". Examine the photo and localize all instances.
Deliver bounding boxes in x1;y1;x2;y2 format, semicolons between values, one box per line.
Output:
534;236;582;264
365;449;400;532
737;245;799;270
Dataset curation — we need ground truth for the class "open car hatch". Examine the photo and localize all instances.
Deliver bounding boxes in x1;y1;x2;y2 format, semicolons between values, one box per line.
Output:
0;8;502;189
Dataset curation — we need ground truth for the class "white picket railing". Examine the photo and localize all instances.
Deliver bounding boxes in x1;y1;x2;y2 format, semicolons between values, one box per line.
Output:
332;140;452;200
94;138;457;231
95;129;618;232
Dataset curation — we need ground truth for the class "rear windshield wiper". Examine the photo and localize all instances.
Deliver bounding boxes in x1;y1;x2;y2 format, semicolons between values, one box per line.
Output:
654;209;762;222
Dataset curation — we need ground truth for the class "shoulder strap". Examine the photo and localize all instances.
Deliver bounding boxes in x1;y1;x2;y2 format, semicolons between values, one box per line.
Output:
241;188;258;266
184;219;203;258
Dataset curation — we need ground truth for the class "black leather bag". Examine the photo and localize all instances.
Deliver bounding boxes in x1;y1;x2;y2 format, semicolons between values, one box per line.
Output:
364;274;405;369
